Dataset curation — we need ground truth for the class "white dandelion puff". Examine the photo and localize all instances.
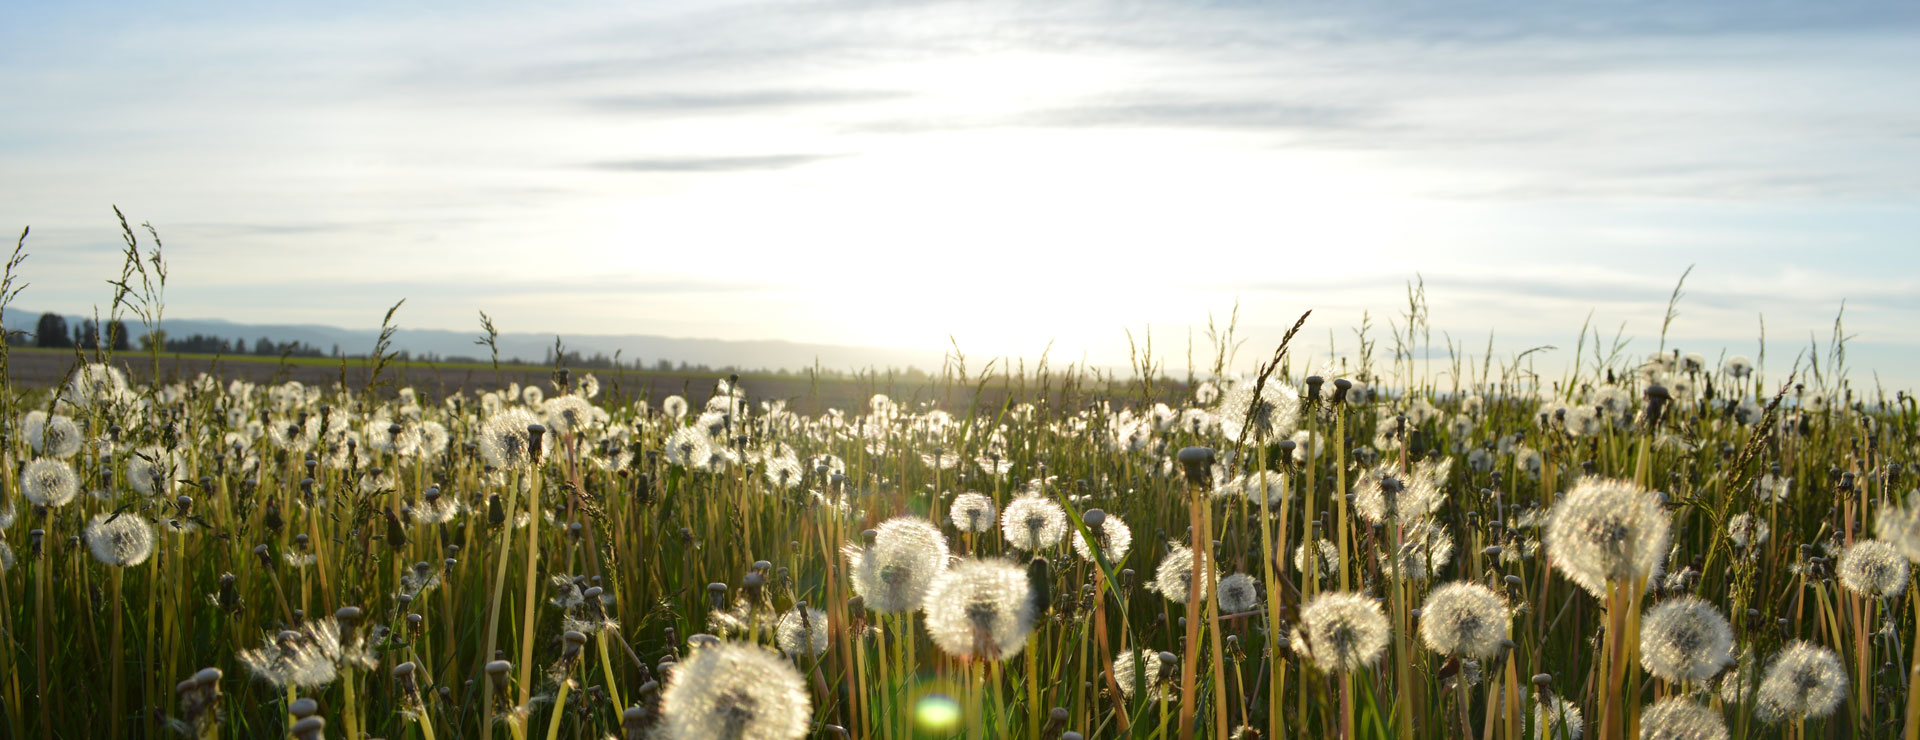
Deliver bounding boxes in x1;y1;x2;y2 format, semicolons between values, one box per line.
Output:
22;411;83;458
1352;461;1447;527
1639;698;1728;740
1836;539;1909;598
949;492;997;533
921;558;1037;661
1638;596;1734;684
1418;582;1509;659
846;518;949;613
85;513;155;567
1544;477;1672;597
1070;514;1133;564
775;607;830;658
1112;649;1171;700
1294;592;1389;672
1147;544;1213;606
1217;381;1300;442
1000;496;1067;552
658;642;810;740
1217;573;1259;613
21;458;79;508
1754;641;1846;723
478;408;544;469
1535;696;1584;740
1726;514;1768;549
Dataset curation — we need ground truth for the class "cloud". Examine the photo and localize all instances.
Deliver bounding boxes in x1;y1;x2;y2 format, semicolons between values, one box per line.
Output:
583;154;844;172
578;88;909;114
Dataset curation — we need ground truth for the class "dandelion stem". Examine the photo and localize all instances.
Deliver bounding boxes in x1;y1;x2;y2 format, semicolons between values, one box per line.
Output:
518;472;543;706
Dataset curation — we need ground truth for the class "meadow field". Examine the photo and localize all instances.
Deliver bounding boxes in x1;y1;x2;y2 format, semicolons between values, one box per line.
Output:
0;238;1913;740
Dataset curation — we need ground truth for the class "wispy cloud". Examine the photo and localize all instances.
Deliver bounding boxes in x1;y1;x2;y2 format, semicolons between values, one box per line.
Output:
583;154;844;172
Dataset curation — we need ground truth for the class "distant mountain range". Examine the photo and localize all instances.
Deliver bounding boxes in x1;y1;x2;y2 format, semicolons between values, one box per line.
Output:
3;310;950;373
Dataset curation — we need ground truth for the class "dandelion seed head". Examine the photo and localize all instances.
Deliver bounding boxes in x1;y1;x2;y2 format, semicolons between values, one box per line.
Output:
22;411;83;458
658;642;810;740
1295;539;1338;579
1837;539;1909;597
1000;496;1067;552
847;517;949;613
1295;592;1389;672
1534;696;1584;740
664;427;714;470
949;492;996;533
1545;477;1671;597
85;512;154;567
1379;519;1455;582
126;445;180;497
1148;544;1212;605
775;607;830;658
1755;641;1846;722
1639;596;1734;683
1216;381;1300;442
1217;573;1259;613
479;409;544;469
1726;514;1769;548
22;458;79;507
1419;582;1509;659
1112;649;1170;700
762;455;804;490
542;395;595;434
1070;514;1133;564
1352;461;1446;527
921;558;1036;661
1639;698;1728;740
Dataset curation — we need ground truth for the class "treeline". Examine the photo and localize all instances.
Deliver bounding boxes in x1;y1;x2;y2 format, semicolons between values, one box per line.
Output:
14;312;941;381
13;312;326;358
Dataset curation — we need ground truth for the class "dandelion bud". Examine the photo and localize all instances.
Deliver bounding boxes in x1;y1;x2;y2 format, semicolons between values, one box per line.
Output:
385;510;408;550
393;661;421;703
290;716;326;740
1305;376;1325;400
1027;558;1052;614
1176;447;1215;487
1063;733;1084;740
1331;378;1352;403
1644;384;1671;426
335;606;363;635
622;704;650;740
289;697;320;718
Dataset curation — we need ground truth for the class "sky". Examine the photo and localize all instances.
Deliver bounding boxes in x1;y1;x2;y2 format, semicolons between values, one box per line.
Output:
3;0;1917;390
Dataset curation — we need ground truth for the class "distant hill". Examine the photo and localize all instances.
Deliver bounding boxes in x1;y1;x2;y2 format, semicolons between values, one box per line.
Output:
2;310;949;374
